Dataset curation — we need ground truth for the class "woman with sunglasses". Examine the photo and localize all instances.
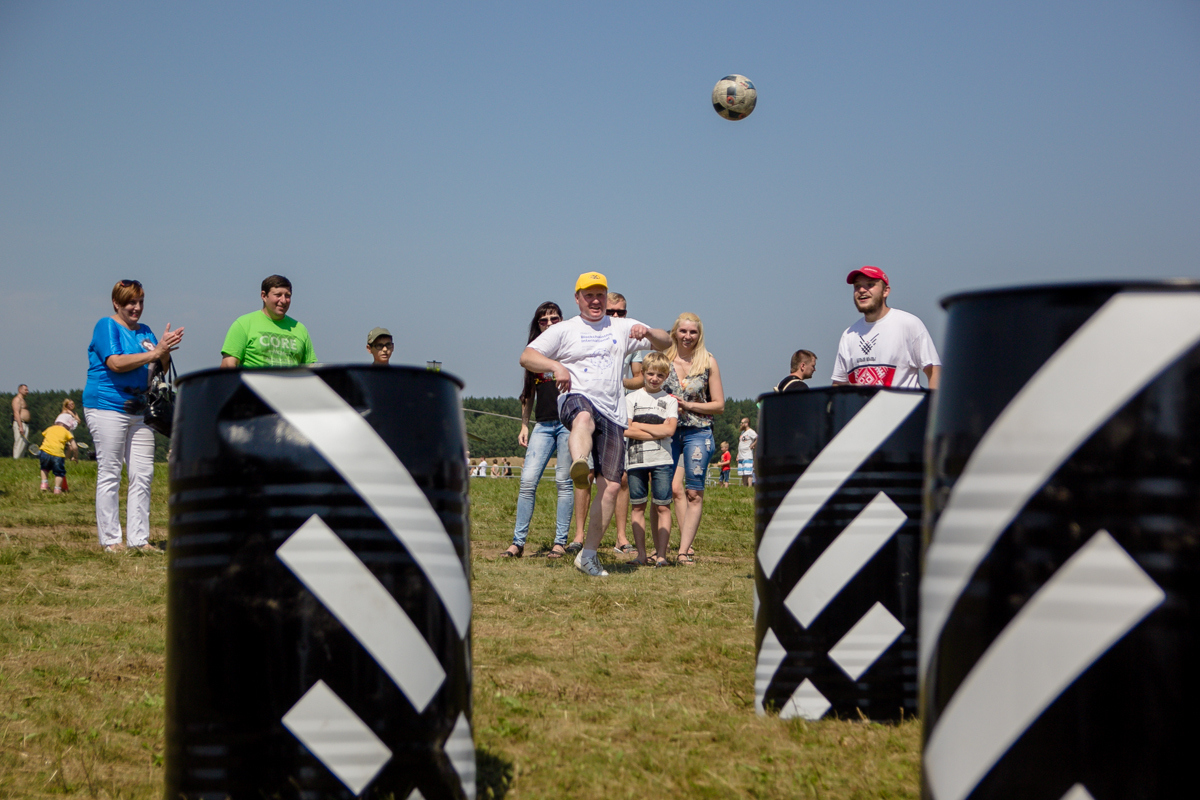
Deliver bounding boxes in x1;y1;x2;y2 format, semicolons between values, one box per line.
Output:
502;301;574;558
83;280;184;553
664;312;725;565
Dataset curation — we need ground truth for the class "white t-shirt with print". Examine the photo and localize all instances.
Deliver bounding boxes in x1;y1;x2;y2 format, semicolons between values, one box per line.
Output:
831;308;940;389
625;388;678;469
528;315;652;426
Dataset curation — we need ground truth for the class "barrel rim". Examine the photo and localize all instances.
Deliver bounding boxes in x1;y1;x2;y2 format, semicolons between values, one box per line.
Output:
175;363;466;389
940;278;1200;310
756;384;929;403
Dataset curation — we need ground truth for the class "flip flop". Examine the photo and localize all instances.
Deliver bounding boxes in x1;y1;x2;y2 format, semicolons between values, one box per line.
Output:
547;544;566;559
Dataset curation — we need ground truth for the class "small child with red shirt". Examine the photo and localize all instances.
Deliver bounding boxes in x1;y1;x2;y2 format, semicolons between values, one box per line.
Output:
718;441;731;487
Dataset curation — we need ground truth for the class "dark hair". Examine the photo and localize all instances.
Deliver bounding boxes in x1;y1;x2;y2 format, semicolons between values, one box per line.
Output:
261;275;292;294
520;301;564;404
790;349;817;372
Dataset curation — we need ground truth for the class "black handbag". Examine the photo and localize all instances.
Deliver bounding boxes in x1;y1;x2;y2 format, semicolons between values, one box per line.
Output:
143;360;177;437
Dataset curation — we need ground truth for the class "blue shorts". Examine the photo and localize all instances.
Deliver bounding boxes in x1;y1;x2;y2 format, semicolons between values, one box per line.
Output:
672;426;714;492
39;452;66;477
627;464;673;506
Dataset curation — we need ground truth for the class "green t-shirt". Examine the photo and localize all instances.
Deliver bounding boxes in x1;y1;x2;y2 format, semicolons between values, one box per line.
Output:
221;311;317;368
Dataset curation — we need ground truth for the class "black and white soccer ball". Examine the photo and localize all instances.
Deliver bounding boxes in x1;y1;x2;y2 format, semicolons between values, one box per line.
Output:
712;74;757;120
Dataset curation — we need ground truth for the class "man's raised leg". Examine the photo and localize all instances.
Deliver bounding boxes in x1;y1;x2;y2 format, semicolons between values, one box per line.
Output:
567;411;595;489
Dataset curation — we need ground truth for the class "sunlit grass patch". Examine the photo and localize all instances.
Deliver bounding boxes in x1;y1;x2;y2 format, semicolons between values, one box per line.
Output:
0;461;919;798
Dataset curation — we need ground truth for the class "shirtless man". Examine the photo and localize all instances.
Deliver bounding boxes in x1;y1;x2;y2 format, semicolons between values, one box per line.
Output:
12;384;30;459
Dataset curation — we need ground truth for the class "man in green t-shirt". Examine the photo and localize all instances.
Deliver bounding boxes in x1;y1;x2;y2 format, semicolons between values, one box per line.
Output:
220;275;317;368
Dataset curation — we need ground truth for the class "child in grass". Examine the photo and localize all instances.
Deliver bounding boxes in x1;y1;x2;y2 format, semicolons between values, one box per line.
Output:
718;441;731;487
623;352;678;568
38;415;79;494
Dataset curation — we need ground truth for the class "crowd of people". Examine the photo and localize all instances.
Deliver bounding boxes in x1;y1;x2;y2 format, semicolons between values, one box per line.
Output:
502;266;940;577
17;264;937;565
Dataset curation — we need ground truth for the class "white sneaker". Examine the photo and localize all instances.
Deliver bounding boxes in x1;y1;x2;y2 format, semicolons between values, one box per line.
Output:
574;552;608;577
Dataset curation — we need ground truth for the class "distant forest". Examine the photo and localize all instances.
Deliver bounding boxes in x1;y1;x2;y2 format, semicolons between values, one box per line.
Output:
2;389;760;466
2;389;170;462
462;395;762;462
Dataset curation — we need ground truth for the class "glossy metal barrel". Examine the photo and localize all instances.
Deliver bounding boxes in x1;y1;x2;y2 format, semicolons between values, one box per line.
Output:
164;366;474;800
922;281;1200;800
755;385;928;721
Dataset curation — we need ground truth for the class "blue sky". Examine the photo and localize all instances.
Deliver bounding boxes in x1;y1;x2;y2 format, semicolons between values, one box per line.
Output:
2;0;1197;398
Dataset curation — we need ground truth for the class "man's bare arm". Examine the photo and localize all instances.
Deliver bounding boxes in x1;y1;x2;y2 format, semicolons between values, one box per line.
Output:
520;347;570;392
220;356;241;369
924;364;941;390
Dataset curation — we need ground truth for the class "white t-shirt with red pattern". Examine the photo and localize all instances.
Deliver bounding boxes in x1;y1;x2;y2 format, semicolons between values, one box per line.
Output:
831;308;940;389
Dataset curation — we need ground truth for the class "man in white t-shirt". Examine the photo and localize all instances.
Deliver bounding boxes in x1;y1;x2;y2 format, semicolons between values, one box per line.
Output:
736;418;757;486
520;272;670;577
831;266;941;389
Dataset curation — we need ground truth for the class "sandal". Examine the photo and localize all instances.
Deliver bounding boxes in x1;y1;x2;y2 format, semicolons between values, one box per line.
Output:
629;556;648;566
614;543;636;555
677;552;695;565
565;542;583;554
500;545;524;559
547;544;566;559
654;557;670;569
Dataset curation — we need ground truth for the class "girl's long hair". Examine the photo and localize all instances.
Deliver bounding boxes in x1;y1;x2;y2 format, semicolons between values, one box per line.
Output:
60;399;80;422
664;312;711;377
520;301;564;405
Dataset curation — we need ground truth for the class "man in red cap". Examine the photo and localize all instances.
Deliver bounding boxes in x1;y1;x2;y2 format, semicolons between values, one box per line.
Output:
831;266;940;389
520;272;670;576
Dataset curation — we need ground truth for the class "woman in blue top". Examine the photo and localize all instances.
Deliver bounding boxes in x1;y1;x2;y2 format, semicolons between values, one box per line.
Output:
83;280;185;553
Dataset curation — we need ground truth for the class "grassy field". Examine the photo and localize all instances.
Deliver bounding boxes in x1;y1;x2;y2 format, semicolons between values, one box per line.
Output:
0;458;919;799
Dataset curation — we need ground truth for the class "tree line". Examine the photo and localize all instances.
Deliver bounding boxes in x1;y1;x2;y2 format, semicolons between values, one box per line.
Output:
2;388;761;467
462;395;762;462
1;389;170;462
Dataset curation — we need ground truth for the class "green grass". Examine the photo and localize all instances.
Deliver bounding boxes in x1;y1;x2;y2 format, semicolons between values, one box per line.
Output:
0;460;919;799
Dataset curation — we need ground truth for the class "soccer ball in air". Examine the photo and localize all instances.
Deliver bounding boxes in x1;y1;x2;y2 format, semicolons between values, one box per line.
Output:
712;74;756;120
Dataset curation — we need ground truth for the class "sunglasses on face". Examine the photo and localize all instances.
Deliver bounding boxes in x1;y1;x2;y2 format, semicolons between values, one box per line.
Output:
119;280;143;289
538;316;562;325
371;341;395;350
606;309;627;317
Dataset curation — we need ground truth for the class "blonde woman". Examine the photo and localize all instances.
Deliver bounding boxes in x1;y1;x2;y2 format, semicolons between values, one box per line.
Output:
662;313;725;564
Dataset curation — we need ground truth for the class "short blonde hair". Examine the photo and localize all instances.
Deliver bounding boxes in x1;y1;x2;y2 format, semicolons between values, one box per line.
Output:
641;351;671;375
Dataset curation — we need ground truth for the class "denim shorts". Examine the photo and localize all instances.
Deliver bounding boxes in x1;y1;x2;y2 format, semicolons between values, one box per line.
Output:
672;425;714;492
39;452;66;477
627;463;673;506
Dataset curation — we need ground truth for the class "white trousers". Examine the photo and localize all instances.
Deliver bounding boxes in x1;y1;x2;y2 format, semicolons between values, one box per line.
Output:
12;419;30;459
83;407;156;547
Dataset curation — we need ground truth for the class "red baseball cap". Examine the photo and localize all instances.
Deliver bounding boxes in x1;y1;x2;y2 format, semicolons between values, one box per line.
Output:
846;266;889;285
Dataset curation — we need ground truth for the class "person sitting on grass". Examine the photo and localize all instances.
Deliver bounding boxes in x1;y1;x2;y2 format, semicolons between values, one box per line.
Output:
38;416;79;494
623;351;678;568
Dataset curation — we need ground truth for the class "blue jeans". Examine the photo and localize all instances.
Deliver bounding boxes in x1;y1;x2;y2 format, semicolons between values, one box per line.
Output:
672;426;714;492
512;421;573;547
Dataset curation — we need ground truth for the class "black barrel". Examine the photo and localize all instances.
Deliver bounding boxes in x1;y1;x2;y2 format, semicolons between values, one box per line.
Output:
755;385;928;721
164;365;475;800
922;281;1200;800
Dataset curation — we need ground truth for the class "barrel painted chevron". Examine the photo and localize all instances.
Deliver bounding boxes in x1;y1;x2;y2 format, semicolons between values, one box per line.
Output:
757;391;924;577
921;292;1200;675
446;714;477;800
281;680;392;795
924;531;1164;800
243;372;472;638
784;491;906;628
277;514;446;711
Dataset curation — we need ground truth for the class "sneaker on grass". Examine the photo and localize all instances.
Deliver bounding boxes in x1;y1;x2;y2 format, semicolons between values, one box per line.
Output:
574;551;608;577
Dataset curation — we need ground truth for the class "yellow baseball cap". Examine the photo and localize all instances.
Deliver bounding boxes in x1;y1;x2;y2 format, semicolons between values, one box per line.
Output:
574;271;608;293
